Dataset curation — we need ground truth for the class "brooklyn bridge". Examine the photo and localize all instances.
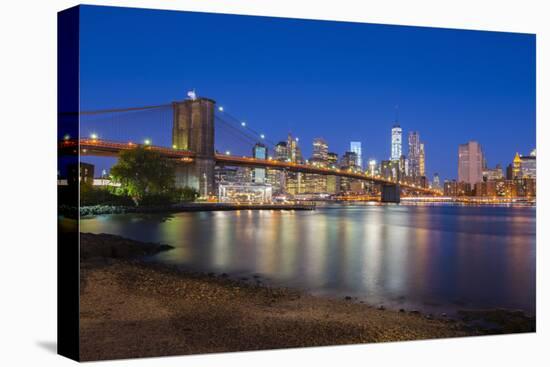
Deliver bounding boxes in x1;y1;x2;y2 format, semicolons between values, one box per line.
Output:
59;94;441;202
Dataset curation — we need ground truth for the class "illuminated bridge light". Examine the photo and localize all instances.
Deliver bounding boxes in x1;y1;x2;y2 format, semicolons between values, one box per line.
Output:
63;134;70;140
172;144;177;149
241;121;246;127
260;134;265;139
90;133;98;140
225;150;231;155
218;106;224;112
144;139;151;145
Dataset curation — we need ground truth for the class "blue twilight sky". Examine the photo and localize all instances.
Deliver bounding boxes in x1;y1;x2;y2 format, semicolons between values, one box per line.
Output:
78;5;536;181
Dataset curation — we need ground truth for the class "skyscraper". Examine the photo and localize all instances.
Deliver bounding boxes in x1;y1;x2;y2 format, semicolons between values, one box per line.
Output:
458;141;483;186
513;152;522;179
312;138;329;163
419;143;426;177
350;141;362;169
391;123;402;161
433;173;441;190
408;131;421;177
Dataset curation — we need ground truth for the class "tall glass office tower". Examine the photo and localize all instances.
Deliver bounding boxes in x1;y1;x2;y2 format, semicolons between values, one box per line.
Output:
350;141;362;169
391;124;402;161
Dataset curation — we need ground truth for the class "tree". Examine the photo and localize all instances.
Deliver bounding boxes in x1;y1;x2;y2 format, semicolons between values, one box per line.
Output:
110;146;176;205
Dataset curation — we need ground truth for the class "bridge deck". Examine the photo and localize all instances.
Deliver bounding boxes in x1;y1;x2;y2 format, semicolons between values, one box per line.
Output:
62;138;441;195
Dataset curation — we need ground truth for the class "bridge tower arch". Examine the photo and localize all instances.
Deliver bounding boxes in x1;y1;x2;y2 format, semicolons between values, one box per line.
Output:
172;97;216;196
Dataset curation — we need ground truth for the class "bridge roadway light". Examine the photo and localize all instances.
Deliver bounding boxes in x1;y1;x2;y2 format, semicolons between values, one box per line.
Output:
260;134;265;139
172;144;177;149
90;133;98;140
241;122;246;127
144;139;151;145
218;106;224;112
63;134;70;141
225;150;231;155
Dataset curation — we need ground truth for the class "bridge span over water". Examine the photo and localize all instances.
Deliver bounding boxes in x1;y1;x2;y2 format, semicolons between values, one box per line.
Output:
60;95;442;202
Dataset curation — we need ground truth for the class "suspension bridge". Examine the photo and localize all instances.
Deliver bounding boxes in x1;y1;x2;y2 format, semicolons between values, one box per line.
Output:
59;94;441;202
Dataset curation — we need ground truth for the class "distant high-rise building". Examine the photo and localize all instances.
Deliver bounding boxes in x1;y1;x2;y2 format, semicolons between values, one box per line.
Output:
391;123;402;161
340;151;358;170
275;141;288;161
399;154;408;179
381;160;399;181
312;138;329;163
520;153;536;178
368;159;377;176
513;152;522;179
483;164;503;181
433;173;441;190
419;143;426;177
252;143;267;183
287;133;302;163
408;131;421;177
458;141;483;186
327;152;338;167
350;141;362;169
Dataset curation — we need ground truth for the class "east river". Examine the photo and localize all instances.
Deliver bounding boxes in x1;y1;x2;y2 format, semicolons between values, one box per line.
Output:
79;203;536;315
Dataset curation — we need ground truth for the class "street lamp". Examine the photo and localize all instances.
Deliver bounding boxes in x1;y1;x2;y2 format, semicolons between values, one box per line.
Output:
63;134;70;141
144;139;151;145
218;106;224;112
225;150;231;155
90;133;98;140
260;134;265;139
241;122;246;127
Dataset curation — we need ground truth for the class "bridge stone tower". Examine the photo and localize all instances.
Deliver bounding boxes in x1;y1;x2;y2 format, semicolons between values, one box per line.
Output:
381;184;400;203
172;97;216;197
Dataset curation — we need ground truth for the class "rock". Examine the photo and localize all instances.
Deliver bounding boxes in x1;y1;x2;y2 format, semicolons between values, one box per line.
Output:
399;308;405;313
377;305;386;311
441;313;448;318
240;277;248;281
344;296;352;301
409;310;420;315
220;273;229;278
425;314;433;320
207;272;215;277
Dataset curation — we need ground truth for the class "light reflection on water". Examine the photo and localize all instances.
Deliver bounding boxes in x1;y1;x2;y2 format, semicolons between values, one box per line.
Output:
78;204;536;315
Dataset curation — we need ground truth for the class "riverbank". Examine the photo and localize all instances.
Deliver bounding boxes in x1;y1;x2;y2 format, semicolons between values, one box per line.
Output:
79;233;534;361
78;202;315;217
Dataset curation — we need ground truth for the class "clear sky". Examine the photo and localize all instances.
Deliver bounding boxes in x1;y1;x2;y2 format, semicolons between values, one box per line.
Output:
79;5;535;180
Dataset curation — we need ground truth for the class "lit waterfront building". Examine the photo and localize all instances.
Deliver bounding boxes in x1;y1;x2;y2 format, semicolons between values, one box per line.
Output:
419;143;426;177
350;141;363;169
252;143;267;183
305;138;330;193
520;153;536;178
340;151;361;193
408;131;421;178
458;141;483;186
218;183;272;203
391;123;402;161
326;152;340;193
483;164;503;181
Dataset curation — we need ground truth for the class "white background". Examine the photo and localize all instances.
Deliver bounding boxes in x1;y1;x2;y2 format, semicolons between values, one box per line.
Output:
0;0;548;365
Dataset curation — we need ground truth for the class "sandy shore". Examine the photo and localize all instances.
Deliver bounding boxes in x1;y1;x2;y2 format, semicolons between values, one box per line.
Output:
79;233;532;361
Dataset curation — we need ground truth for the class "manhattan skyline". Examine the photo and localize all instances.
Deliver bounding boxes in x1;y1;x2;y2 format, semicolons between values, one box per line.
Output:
79;5;535;180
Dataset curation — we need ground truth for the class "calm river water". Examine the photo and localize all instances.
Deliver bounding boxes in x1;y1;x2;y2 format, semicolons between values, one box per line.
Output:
79;204;536;315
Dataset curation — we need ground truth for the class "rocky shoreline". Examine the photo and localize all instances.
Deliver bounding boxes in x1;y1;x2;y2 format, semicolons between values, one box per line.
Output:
79;233;535;361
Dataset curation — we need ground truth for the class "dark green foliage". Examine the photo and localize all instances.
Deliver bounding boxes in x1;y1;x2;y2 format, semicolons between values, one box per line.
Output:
109;146;176;205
